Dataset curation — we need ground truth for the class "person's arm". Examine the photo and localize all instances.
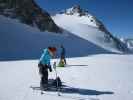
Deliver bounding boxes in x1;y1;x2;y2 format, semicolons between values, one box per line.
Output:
48;63;52;72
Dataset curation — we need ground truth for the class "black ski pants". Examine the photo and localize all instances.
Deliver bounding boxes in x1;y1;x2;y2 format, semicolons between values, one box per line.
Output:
38;63;48;86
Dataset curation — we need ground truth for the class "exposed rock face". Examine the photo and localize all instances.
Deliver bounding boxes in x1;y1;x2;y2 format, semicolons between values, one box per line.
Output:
65;5;88;16
0;0;61;33
122;39;133;50
95;18;128;52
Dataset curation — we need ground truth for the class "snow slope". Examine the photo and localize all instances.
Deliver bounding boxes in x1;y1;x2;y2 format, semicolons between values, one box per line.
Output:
52;7;128;53
0;54;133;100
0;15;111;60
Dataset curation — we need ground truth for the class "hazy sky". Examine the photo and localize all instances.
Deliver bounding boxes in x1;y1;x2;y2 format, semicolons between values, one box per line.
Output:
36;0;133;38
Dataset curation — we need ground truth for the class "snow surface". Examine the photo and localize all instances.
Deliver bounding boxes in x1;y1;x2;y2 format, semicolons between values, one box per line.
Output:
0;54;133;100
0;15;111;60
52;14;122;53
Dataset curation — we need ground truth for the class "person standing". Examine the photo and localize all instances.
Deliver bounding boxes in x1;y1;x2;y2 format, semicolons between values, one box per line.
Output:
38;47;56;90
60;45;66;65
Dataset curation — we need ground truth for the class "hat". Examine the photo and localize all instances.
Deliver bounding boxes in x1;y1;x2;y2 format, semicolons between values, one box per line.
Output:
48;47;57;52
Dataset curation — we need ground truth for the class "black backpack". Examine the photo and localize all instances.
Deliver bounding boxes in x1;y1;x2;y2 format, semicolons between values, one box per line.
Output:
52;77;62;87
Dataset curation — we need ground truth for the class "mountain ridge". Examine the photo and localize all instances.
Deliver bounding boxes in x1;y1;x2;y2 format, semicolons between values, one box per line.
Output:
53;5;129;53
0;0;61;33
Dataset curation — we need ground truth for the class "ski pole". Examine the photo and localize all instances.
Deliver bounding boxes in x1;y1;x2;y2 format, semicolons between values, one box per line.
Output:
53;62;61;96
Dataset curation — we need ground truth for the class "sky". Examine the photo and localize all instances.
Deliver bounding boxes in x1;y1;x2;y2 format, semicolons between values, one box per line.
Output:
35;0;133;38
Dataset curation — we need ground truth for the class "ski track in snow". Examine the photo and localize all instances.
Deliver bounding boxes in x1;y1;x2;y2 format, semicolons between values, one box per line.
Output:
0;54;133;100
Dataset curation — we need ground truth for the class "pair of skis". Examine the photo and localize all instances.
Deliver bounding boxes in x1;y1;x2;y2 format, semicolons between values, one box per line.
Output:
31;62;61;96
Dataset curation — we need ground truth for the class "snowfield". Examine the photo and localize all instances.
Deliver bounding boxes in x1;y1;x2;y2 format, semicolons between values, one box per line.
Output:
0;54;133;100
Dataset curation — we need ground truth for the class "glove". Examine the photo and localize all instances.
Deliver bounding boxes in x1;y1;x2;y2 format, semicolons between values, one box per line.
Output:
48;65;52;72
49;66;52;72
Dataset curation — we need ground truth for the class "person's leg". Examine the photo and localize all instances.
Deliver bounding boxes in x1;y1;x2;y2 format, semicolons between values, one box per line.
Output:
40;76;43;88
62;55;66;65
41;65;48;89
43;69;48;85
38;63;44;88
64;58;66;65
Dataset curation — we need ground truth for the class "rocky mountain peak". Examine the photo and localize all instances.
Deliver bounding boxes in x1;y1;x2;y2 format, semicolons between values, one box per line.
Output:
65;5;88;16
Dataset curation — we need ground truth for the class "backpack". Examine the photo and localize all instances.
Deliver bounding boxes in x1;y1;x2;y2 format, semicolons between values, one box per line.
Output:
52;77;62;87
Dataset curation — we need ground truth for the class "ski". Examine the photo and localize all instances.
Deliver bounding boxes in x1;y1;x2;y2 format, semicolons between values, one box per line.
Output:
30;85;63;96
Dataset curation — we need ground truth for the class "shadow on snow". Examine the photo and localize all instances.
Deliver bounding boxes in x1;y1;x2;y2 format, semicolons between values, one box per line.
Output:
31;85;114;96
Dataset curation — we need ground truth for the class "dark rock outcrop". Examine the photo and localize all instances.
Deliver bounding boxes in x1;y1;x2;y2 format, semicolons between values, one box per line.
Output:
0;0;61;33
65;5;88;16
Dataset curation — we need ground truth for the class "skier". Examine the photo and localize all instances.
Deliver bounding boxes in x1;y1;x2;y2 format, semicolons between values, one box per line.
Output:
60;45;66;65
38;47;57;90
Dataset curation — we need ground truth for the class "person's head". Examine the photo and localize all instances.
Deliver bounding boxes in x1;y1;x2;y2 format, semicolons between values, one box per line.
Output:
60;45;64;48
48;46;57;57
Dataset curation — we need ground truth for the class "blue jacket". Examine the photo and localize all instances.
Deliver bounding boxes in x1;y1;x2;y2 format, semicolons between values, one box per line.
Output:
61;47;66;56
39;49;52;65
